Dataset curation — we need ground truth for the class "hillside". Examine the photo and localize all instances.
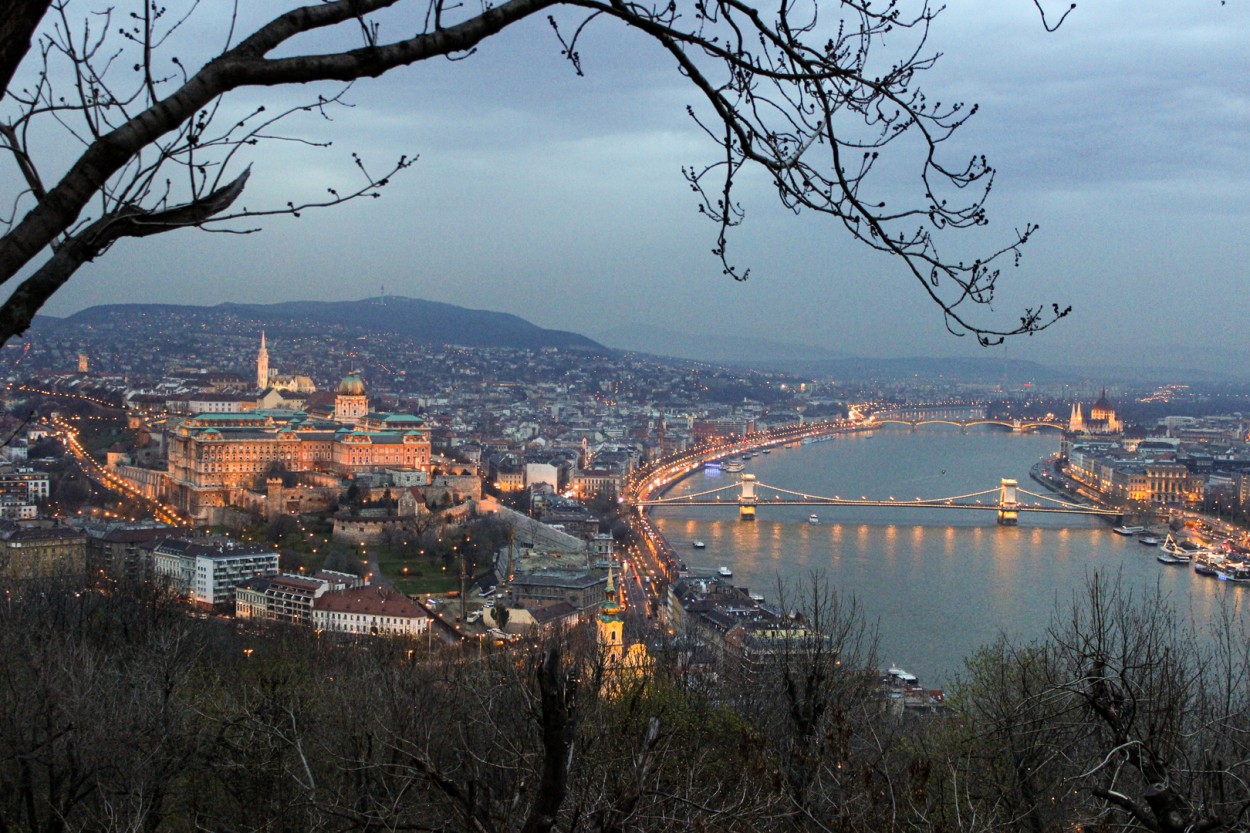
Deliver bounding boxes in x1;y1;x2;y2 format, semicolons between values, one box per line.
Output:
40;297;604;352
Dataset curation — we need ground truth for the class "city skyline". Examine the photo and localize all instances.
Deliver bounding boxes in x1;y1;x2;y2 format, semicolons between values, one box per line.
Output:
13;1;1250;371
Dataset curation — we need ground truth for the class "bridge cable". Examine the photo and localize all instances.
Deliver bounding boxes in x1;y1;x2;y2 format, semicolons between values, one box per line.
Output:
753;482;1001;504
646;482;741;502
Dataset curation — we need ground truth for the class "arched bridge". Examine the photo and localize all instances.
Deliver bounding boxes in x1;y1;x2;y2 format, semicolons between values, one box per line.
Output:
866;417;1065;433
635;475;1120;526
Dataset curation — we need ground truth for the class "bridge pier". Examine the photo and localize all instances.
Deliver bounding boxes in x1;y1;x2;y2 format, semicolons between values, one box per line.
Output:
997;478;1019;525
738;474;757;521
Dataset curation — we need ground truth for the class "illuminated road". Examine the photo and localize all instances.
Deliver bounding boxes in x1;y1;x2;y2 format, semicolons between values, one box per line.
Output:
52;415;182;525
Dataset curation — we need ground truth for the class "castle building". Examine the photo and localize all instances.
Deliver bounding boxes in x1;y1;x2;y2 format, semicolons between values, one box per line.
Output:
167;370;431;524
334;372;369;425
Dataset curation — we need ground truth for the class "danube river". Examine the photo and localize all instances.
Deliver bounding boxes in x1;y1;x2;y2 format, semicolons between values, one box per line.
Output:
652;426;1242;686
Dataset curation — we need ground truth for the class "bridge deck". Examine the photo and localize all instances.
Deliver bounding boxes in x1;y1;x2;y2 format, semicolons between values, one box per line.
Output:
637;498;1117;515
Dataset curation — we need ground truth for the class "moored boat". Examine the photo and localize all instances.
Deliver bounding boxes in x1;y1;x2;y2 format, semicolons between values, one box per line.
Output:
721;458;746;473
1139;535;1161;546
1194;552;1224;577
1113;525;1146;536
1222;562;1250;583
1160;534;1204;563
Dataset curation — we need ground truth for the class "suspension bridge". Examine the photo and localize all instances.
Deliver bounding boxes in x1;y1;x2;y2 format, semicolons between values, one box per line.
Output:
634;474;1121;525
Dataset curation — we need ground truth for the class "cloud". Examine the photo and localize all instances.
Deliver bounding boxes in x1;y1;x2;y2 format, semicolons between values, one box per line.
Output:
13;0;1250;369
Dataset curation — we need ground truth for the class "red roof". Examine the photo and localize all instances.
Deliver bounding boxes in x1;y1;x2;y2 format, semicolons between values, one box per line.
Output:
314;585;428;618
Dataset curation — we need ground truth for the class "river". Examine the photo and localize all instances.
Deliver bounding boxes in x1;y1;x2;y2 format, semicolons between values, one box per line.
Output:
652;426;1242;686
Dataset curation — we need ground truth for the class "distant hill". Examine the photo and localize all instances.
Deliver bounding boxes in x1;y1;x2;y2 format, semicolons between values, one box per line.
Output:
759;356;1067;383
590;323;856;365
589;322;1069;381
44;297;604;351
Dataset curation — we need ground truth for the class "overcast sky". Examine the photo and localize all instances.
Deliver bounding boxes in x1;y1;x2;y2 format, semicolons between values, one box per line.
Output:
10;1;1250;371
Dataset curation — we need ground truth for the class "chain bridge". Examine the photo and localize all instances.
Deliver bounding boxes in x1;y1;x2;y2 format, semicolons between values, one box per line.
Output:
635;474;1121;526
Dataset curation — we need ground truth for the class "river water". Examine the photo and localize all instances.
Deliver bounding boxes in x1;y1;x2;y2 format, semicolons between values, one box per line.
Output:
652;426;1241;686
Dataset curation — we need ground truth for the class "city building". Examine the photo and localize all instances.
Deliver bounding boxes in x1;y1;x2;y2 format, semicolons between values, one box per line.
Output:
83;522;179;581
311;584;431;637
511;570;607;612
0;524;88;579
1069;389;1123;435
152;537;279;607
235;570;361;625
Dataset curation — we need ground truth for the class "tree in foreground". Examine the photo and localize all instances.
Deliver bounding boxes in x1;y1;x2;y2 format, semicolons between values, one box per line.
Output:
0;0;1071;346
955;575;1250;833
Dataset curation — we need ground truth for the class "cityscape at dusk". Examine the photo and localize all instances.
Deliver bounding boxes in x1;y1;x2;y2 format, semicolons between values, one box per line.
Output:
6;1;1248;370
3;1;1250;831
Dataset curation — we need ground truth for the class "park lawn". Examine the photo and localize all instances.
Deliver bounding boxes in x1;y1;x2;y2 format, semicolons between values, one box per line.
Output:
393;574;462;595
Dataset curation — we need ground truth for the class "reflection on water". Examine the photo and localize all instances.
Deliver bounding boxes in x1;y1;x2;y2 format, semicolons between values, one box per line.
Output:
654;427;1243;685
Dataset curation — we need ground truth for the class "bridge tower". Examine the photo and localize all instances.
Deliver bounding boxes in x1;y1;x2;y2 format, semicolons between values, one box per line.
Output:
738;474;757;521
997;478;1019;526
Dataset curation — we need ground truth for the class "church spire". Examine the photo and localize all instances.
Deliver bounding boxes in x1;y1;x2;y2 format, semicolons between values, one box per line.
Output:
257;331;270;391
603;562;621;615
597;562;624;660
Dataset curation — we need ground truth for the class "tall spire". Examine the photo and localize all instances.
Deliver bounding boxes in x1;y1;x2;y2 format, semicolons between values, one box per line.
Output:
597;561;624;661
603;562;620;615
257;331;270;391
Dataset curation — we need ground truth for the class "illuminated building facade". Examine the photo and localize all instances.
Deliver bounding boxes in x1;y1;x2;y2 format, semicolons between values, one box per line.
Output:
167;373;432;523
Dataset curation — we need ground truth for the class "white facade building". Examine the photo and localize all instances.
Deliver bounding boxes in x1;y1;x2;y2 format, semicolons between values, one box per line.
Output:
312;584;430;637
154;538;279;607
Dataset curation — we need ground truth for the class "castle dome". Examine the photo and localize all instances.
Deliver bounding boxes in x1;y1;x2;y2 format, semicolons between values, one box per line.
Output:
338;372;366;396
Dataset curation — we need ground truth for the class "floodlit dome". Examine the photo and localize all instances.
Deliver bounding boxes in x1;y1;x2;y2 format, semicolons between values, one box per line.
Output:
338;372;366;396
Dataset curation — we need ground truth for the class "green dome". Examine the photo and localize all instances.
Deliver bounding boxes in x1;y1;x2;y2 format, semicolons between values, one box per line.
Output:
338;372;366;396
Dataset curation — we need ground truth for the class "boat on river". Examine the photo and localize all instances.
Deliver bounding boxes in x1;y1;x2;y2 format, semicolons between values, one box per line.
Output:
1139;535;1161;546
692;540;706;549
1160;534;1205;563
718;565;733;578
721;458;746;473
1221;562;1250;582
1113;525;1146;536
1194;552;1225;577
808;514;820;524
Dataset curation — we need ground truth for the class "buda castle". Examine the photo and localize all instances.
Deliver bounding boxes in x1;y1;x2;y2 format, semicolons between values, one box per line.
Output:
166;336;431;524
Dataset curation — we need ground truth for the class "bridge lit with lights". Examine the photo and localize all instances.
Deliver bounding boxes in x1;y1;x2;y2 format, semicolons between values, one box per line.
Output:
635;474;1120;526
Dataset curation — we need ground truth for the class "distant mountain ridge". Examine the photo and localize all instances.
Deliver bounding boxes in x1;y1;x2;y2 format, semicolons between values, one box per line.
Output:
42;297;604;351
590;323;856;365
